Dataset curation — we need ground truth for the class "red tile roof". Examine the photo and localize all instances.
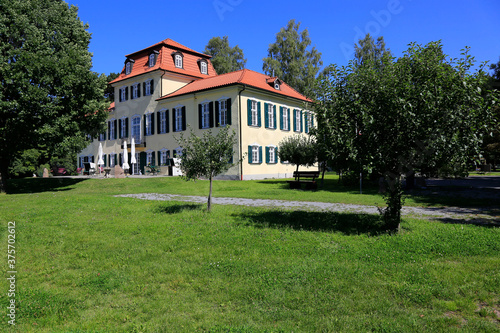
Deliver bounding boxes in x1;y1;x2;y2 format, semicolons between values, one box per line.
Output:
110;38;216;85
158;69;312;102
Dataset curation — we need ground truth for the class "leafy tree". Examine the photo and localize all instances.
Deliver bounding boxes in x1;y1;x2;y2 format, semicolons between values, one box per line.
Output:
204;36;246;75
278;134;317;173
176;126;240;212
105;72;120;102
263;19;322;97
313;41;498;231
354;33;392;68
0;0;108;190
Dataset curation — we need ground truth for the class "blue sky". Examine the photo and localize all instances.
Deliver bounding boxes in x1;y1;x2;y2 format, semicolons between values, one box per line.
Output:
74;0;500;76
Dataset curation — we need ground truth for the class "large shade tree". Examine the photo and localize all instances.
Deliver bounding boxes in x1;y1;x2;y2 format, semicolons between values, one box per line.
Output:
0;0;108;190
263;19;322;97
204;36;246;75
312;41;498;231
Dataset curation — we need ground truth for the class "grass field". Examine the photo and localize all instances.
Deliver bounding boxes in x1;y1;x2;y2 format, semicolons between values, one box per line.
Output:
0;175;499;332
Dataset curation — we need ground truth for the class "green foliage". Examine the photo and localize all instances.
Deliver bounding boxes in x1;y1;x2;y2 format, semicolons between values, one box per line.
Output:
312;40;499;230
278;134;317;172
204;36;246;75
262;19;322;97
0;0;108;188
354;33;392;68
8;149;42;177
176;126;239;211
104;72;119;102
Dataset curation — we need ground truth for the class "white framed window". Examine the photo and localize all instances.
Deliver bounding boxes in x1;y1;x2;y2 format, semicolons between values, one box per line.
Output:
201;103;210;129
147;151;153;165
267;146;276;164
219;99;227;126
132;83;140;99
99;132;106;141
174;107;183;132
282;107;289;131
132;116;141;143
252;146;259;163
200;61;207;74
120;117;127;138
295;109;302;132
125;62;131;75
159;149;169;166
149;53;155;67
267;103;275;129
120;87;126;102
145;113;153;136
251;100;258;126
132;153;139;175
175;54;183;68
159;110;167;134
145;80;152;96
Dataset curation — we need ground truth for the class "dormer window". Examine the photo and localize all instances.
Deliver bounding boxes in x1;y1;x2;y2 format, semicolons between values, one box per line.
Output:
149;50;159;67
172;52;183;68
274;80;280;90
198;59;208;75
266;77;282;90
125;59;135;75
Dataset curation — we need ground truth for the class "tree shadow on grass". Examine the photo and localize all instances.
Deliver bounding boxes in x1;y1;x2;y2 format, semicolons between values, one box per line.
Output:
154;203;204;214
255;178;380;195
236;210;387;236
6;178;88;194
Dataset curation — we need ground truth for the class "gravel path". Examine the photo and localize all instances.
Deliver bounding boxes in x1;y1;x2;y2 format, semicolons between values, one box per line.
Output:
116;193;499;225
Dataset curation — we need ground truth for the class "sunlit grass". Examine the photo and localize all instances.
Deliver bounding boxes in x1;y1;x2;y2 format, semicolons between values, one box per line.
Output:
0;177;498;332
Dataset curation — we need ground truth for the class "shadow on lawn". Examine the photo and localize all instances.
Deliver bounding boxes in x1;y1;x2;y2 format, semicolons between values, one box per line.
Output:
155;203;203;214
237;210;386;236
6;177;88;194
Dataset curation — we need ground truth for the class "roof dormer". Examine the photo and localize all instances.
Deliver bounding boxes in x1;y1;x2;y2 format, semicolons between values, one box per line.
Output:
197;59;208;75
172;51;183;69
148;50;159;67
124;58;135;75
267;77;282;90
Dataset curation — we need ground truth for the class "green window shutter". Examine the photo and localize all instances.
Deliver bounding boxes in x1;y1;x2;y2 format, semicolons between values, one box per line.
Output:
293;109;297;131
150;79;154;94
172;108;176;131
157;151;161;165
143;114;147;136
258;146;262;164
215;100;220;127
257;102;261;127
151;114;155;135
114;120;117;140
265;146;270;163
108;121;111;140
300;111;303;132
152;152;156;166
125;117;129;137
247;99;252;126
287;109;291;131
104;155;107;167
182;107;186;131
125;86;129;100
209;101;214;128
273;105;277;129
157;112;161;134
304;112;309;133
137;84;141;98
118;119;122;138
227;98;232;125
140;152;146;174
198;104;202;129
248;145;252;163
280;107;283;130
264;103;269;128
275;147;279;164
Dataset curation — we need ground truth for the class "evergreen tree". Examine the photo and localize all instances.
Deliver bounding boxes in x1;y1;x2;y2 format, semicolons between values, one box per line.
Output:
263;19;322;97
353;33;392;68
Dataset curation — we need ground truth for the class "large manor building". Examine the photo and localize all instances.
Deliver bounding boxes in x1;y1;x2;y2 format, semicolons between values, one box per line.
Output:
78;38;315;180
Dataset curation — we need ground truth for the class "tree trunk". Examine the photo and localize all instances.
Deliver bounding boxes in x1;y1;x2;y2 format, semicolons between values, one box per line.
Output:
207;175;213;212
0;158;9;193
381;174;403;232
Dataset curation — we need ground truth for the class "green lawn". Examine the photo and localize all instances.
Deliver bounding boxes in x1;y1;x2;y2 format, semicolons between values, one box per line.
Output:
0;176;499;332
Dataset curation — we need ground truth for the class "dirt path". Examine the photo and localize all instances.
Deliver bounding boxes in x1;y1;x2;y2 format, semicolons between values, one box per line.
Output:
116;193;499;226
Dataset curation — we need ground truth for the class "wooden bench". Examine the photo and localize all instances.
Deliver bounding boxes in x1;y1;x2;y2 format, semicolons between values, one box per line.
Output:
287;171;320;190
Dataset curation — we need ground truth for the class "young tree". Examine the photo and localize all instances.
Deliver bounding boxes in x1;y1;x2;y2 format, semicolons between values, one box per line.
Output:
176;126;239;212
353;33;392;68
204;36;246;75
313;41;498;231
262;19;322;97
278;135;317;173
0;0;108;190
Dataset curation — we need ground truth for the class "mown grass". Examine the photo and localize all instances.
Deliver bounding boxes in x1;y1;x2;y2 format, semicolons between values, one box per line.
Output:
0;176;498;332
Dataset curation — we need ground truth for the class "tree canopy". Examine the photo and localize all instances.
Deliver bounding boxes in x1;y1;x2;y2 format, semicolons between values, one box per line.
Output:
0;0;108;189
176;126;239;212
353;33;392;68
278;134;317;173
204;36;246;75
262;19;322;97
312;41;498;230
